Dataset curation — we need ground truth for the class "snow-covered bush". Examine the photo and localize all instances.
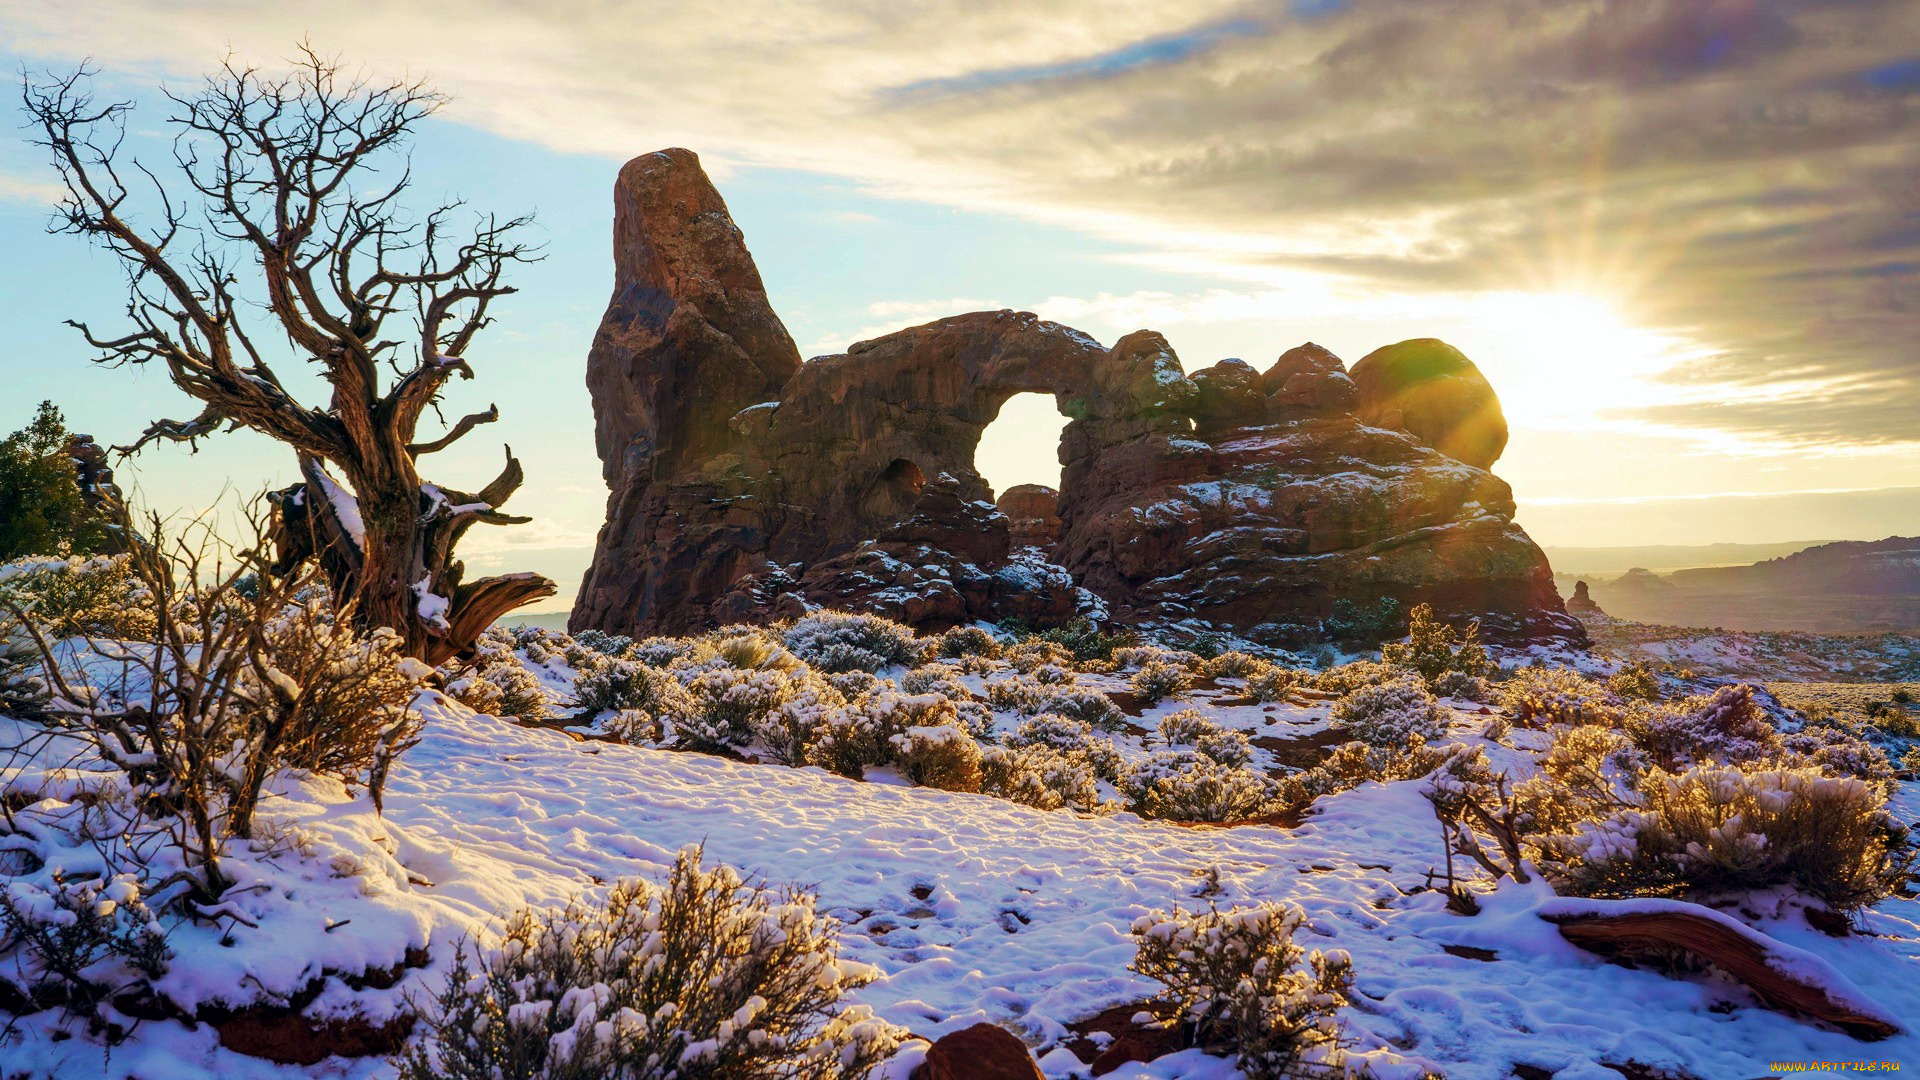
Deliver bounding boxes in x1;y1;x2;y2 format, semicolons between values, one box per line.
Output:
1201;651;1264;679
1037;685;1125;732
0;553;157;641
1245;665;1301;704
805;691;955;779
676;666;819;752
824;669;884;698
781;611;923;673
604;707;663;744
711;627;801;672
1330;674;1445;746
571;628;634;657
0;871;167;1019
1131;659;1192;706
574;657;697;736
1131;902;1353;1079
936;624;1000;659
979;744;1104;812
1031;662;1073;685
1312;658;1396;696
889;724;983;792
1155;709;1252;768
1626;684;1777;770
1006;713;1123;781
398;846;906;1080
985;674;1048;714
1500;666;1616;728
1124;751;1275;823
1540;766;1913;915
1111;644;1199;672
1380;603;1490;690
1778;723;1896;790
631;634;707;668
444;626;550;723
1005;638;1074;674
750;680;847;766
896;665;992;737
1024;616;1135;664
1607;661;1662;702
1279;740;1450;812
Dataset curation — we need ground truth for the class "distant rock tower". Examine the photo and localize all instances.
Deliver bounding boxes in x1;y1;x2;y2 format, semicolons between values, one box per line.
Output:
1566;579;1604;615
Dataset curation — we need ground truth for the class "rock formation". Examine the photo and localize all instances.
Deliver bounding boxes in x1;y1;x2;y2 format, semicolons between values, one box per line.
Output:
573;149;1584;647
1566;579;1604;615
1351;338;1507;470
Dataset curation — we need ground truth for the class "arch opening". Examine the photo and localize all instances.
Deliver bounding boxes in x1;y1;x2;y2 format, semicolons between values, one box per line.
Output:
974;392;1067;501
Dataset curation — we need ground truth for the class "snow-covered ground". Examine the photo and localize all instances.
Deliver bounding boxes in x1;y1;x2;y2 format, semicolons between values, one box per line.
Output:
9;676;1917;1079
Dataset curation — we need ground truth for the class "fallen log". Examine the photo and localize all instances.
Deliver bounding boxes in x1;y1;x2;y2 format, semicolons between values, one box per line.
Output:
1540;898;1900;1040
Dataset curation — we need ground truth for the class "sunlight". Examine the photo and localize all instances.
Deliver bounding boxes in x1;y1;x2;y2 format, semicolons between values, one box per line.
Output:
1448;290;1706;429
975;392;1065;496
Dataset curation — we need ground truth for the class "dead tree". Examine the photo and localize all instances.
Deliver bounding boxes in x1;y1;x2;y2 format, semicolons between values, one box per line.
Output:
23;48;555;663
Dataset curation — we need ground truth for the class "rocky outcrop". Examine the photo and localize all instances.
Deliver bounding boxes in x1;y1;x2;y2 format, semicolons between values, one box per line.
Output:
574;149;1582;646
1351;338;1508;470
911;1022;1044;1080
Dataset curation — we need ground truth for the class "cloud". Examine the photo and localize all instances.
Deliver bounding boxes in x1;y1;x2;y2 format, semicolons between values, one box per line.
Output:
6;0;1918;453
0;170;64;205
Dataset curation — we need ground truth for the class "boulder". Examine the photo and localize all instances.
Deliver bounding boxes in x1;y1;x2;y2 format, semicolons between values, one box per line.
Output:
1262;342;1358;415
910;1022;1044;1080
1350;337;1507;469
999;484;1063;551
1188;358;1267;427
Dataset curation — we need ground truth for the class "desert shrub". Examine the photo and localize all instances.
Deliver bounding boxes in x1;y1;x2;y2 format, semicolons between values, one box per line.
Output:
985;674;1049;714
1005;638;1075;674
1037;685;1125;732
710;628;801;672
1431;670;1494;702
782;611;923;673
398;846;905;1080
1156;709;1252;768
1131;902;1352;1079
675;666;818;752
1777;723;1896;790
1202;651;1264;679
1245;665;1301;704
1330;674;1445;746
251;595;428;781
1031;662;1074;685
0;554;157;641
1030;616;1135;663
979;744;1104;812
0;871;168;1018
1539;767;1913;915
1500;666;1617;727
445;626;550;723
1311;658;1396;696
1626;684;1777;770
1131;660;1193;706
804;691;954;779
1111;644;1201;672
889;724;983;792
1607;662;1662;702
1006;713;1123;781
936;624;1001;659
1323;596;1401;646
1125;751;1275;822
630;635;707;668
570;628;633;657
574;657;697;730
897;665;992;736
1279;739;1451;812
604;707;664;744
1380;603;1491;690
750;680;847;766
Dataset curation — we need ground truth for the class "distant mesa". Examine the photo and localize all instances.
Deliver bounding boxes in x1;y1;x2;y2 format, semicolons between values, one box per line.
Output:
571;148;1584;647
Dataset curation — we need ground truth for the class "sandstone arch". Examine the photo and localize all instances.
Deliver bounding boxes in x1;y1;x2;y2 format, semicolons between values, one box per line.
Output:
572;149;1583;646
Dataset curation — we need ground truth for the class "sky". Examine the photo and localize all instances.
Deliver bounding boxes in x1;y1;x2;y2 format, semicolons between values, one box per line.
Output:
0;0;1916;612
